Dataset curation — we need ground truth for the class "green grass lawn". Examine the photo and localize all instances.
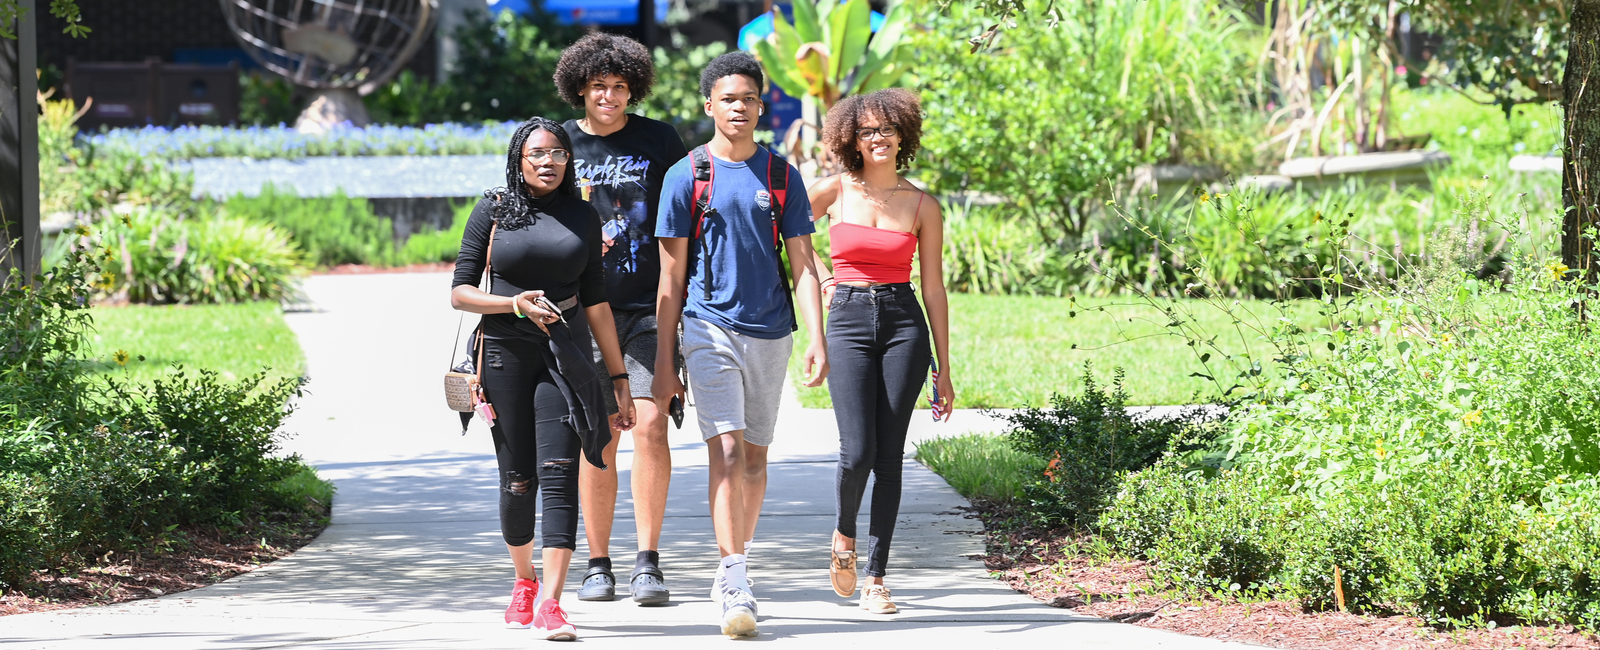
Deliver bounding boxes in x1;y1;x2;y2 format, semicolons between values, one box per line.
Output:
87;301;305;385
791;293;1327;408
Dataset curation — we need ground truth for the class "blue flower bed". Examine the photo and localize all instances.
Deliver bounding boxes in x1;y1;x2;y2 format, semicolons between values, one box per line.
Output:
81;122;521;160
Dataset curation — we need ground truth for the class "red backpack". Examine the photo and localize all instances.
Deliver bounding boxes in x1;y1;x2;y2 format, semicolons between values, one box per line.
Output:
687;145;798;332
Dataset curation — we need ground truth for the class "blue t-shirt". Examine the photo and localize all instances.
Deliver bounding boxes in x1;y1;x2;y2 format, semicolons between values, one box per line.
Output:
657;146;814;339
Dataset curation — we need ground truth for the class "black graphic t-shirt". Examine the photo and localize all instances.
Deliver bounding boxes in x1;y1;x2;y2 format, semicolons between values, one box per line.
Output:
564;115;689;311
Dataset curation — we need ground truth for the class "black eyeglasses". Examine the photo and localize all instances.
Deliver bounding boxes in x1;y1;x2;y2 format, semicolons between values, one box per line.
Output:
855;124;899;140
525;148;570;164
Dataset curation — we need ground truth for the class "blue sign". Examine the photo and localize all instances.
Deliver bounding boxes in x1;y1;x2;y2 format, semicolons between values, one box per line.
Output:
764;85;803;139
489;0;667;26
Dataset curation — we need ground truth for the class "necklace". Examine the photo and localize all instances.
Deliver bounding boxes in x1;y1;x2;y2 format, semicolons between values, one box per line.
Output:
852;174;904;208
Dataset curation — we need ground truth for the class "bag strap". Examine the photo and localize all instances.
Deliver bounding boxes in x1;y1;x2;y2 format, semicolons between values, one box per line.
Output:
765;152;798;333
448;221;497;373
476;222;496;384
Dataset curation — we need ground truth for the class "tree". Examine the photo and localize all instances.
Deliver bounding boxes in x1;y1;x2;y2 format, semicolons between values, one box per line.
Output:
1563;0;1600;283
917;0;1257;240
0;0;86;38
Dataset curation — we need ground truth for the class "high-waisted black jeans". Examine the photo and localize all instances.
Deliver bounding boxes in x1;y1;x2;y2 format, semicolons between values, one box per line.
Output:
827;283;931;577
482;336;582;549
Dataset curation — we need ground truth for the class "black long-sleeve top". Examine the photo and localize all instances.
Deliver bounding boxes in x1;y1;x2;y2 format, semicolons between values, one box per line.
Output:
452;192;607;340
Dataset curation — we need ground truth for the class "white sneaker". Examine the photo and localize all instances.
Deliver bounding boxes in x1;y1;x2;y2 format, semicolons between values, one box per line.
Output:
720;587;758;638
710;564;727;605
709;567;757;614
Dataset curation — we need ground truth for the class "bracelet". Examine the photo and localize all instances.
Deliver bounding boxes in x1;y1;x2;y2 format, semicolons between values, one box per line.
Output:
511;297;526;318
610;372;630;381
821;277;837;290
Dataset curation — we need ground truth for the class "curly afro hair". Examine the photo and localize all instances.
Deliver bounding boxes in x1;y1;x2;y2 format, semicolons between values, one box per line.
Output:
821;88;923;172
699;51;764;98
554;32;655;108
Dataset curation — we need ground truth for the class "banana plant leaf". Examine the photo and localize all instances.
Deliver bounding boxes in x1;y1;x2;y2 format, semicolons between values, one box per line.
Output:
771;8;803;64
754;38;809;99
814;0;835;29
827;0;871;83
791;0;823;45
848;0;910;94
795;42;832;98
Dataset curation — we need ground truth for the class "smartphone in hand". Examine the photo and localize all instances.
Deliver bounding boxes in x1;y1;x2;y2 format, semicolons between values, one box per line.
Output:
669;395;684;429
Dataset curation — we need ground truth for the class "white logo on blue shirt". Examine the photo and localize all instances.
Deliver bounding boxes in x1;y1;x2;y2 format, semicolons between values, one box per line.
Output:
755;190;772;212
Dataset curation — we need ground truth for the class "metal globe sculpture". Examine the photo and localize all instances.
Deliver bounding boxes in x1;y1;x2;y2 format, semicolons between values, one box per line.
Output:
220;0;437;132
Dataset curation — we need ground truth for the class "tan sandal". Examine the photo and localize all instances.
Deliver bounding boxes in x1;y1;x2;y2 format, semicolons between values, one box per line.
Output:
861;585;897;614
829;550;857;597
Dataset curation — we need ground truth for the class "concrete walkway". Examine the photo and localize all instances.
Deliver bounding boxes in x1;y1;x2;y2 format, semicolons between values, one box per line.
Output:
1;273;1245;649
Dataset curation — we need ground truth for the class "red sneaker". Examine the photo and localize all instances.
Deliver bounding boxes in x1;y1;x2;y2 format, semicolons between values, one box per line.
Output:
504;578;539;628
532;598;578;641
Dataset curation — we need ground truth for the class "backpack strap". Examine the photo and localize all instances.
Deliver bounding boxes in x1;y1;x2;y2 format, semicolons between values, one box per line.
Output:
764;150;799;333
690;145;713;237
765;151;788;247
688;145;715;300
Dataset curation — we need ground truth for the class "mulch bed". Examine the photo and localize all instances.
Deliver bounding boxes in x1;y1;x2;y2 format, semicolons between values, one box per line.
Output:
972;505;1599;649
315;262;455;275
0;512;327;617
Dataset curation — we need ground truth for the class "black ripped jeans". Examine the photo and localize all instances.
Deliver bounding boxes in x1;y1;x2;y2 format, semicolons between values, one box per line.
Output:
482;337;581;549
826;283;931;578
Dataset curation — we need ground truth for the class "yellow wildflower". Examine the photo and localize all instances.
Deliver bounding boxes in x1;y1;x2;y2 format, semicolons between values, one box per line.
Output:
1548;262;1571;283
1462;410;1483;427
112;350;130;367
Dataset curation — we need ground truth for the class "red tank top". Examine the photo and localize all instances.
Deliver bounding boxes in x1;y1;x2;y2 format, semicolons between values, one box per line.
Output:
828;179;922;284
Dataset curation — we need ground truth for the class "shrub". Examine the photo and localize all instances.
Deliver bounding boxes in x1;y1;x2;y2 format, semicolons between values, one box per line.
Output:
916;0;1262;240
94;207;305;304
636;38;729;145
225;186;395;268
99;368;306;520
1003;366;1214;528
67;146;196;214
1092;188;1600;628
240;72;301;127
396;200;473;264
0;246;321;590
443;9;581;123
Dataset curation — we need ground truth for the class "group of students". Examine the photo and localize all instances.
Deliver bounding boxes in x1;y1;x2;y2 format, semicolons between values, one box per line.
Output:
447;32;954;641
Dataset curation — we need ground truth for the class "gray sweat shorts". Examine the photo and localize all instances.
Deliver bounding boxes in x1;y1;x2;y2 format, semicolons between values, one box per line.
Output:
681;316;793;446
592;306;682;401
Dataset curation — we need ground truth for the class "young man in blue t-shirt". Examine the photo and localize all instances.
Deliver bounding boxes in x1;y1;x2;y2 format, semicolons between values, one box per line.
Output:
652;52;828;638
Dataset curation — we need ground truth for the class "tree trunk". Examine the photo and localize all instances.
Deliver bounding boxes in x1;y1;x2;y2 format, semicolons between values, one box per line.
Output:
1562;0;1600;283
0;0;39;282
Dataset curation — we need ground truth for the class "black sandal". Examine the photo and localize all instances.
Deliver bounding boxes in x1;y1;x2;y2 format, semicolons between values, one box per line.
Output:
629;565;670;606
576;565;616;601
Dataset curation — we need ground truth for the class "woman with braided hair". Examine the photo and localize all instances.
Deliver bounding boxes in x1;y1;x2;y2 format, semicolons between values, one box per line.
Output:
450;116;636;641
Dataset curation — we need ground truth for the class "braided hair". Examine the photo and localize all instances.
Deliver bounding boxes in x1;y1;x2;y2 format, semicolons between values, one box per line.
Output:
484;116;580;230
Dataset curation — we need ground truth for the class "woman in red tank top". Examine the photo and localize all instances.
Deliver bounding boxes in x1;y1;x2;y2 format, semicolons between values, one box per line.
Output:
806;89;954;615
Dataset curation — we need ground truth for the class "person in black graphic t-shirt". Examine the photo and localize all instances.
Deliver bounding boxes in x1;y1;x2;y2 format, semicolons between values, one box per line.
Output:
555;32;690;607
